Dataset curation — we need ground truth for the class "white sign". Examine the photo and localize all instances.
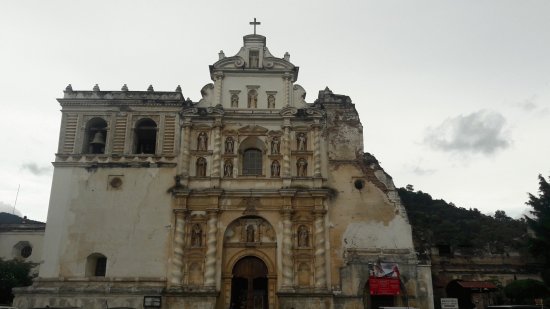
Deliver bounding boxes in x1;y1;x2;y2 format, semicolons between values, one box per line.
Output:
441;298;459;309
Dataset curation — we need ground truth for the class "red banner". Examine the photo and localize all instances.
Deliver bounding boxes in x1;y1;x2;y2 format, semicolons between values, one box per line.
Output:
369;277;401;295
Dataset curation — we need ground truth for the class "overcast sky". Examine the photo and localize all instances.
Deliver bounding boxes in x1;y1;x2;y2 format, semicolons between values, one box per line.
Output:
1;0;549;221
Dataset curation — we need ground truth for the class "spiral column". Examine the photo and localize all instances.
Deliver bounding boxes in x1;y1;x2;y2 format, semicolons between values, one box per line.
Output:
282;125;291;178
169;210;186;287
211;122;222;177
313;125;321;177
281;209;294;288
204;210;219;287
314;210;327;289
180;122;191;177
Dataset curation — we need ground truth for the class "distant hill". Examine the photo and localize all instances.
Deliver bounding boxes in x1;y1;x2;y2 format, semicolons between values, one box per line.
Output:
397;188;528;255
0;212;44;225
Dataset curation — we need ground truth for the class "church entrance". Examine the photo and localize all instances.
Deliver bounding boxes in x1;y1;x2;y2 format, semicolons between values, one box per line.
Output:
230;256;268;309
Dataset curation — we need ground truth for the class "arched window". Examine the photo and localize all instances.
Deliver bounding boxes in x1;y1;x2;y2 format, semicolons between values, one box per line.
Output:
242;148;262;175
84;118;108;154
86;253;107;277
134;118;157;154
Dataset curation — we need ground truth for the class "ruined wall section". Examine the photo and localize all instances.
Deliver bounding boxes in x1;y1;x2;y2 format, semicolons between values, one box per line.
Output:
317;88;417;296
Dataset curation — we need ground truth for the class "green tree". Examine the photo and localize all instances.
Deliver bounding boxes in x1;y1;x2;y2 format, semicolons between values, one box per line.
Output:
504;279;548;304
525;174;550;285
0;258;34;304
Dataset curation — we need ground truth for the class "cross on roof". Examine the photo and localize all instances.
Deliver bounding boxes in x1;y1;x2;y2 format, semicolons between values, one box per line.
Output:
249;18;261;35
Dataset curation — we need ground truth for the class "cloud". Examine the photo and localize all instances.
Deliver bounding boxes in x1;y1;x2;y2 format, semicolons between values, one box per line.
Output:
0;201;22;216
412;166;436;176
424;110;511;155
20;162;52;176
514;96;538;112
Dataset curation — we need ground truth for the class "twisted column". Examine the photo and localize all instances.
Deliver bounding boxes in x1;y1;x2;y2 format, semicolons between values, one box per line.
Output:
283;125;291;177
314;210;327;289
313;125;321;177
180;122;191;177
204;210;219;287
281;210;294;288
169;210;186;287
211;123;222;177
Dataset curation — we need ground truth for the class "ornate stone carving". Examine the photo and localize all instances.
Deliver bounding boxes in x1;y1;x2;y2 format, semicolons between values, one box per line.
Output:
271;160;280;177
297;132;307;151
191;223;202;247
297;158;308;177
223;160;233;177
271;137;280;154
225;137;234;154
196;157;207;177
267;94;275;108
197;132;208;151
247;89;258;108
231;94;239;107
298;225;309;247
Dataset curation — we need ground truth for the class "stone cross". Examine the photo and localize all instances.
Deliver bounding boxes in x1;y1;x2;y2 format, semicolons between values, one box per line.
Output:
249;18;261;35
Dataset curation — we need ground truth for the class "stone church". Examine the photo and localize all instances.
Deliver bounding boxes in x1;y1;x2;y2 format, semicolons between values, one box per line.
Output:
14;26;433;309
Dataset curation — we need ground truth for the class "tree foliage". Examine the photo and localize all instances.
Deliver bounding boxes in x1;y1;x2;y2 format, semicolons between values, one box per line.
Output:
398;187;528;254
504;279;548;304
525;174;550;285
0;258;34;304
525;175;550;261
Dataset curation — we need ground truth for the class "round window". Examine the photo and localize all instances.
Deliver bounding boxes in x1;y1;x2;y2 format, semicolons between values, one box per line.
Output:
21;245;32;258
354;179;365;190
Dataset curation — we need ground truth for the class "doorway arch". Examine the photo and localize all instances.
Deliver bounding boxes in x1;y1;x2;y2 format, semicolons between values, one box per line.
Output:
230;256;268;309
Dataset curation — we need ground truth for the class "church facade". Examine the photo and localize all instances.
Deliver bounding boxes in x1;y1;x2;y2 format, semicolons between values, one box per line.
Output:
14;30;433;309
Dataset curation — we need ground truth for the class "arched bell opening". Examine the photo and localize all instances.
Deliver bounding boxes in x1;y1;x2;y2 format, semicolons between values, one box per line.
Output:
230;256;268;309
84;117;108;154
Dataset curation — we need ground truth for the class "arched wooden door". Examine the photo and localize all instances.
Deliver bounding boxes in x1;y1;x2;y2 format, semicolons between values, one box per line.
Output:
230;256;268;309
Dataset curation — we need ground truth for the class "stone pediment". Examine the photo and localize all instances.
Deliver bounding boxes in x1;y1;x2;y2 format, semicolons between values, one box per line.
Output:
237;125;269;135
212;55;295;72
280;106;298;117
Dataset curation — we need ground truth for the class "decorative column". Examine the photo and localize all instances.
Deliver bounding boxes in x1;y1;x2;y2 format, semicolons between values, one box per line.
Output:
314;208;327;289
213;72;224;106
313;123;321;177
282;121;291;178
169;208;187;287
282;73;292;106
204;209;219;287
211;118;222;177
281;208;294;289
180;120;192;178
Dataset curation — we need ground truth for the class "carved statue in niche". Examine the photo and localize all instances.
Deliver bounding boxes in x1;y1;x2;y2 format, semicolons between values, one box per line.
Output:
246;225;255;242
267;94;275;108
298;225;309;247
248;89;257;108
224;160;233;177
191;224;202;247
231;94;239;107
297;158;307;177
271;137;280;154
297;132;307;151
271;160;280;177
196;157;207;177
225;136;234;154
197;132;208;151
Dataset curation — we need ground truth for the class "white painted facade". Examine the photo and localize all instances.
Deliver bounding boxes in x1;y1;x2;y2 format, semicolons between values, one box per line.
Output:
14;32;433;309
